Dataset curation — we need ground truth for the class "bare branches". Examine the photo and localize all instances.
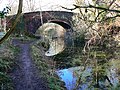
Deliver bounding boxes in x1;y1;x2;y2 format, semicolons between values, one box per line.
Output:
62;4;120;13
104;14;120;21
108;0;116;9
25;0;36;12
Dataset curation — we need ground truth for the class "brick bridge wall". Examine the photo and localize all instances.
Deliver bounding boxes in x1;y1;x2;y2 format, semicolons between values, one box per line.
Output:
7;11;74;35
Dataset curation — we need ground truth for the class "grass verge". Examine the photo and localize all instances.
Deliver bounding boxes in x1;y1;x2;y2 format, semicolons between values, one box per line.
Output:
0;37;20;90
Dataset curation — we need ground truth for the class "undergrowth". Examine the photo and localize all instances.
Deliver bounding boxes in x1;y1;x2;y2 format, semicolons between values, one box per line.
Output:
0;38;20;90
31;41;66;90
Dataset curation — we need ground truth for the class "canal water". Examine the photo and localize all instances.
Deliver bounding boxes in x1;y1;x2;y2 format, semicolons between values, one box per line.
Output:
57;64;119;90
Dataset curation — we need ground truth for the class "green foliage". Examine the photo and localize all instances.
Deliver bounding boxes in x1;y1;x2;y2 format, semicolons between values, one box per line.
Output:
31;42;66;90
0;58;13;71
47;76;65;90
0;7;11;18
0;38;19;90
0;72;13;90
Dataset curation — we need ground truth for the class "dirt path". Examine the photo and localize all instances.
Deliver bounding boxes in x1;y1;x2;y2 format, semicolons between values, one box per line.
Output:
10;39;49;90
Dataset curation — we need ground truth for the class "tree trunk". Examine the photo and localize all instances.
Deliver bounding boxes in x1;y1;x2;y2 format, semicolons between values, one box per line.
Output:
0;0;23;44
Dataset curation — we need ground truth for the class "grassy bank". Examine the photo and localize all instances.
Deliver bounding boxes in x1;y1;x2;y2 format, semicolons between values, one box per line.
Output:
0;38;20;90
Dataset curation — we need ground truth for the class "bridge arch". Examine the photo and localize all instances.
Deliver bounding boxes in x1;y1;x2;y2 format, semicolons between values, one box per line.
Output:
48;19;72;29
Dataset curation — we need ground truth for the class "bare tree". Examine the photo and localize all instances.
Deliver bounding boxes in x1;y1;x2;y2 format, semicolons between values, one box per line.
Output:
24;0;38;12
0;0;23;44
63;0;120;50
62;0;120;89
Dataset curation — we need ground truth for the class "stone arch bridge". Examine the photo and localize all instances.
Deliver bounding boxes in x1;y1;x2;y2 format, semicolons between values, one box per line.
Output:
7;11;75;35
7;11;76;56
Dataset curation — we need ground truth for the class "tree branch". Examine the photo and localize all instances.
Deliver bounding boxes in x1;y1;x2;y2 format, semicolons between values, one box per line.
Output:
108;0;116;9
104;14;120;21
61;5;77;11
62;4;120;13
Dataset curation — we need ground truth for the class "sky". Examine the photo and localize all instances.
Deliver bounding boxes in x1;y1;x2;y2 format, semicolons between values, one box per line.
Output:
0;0;76;14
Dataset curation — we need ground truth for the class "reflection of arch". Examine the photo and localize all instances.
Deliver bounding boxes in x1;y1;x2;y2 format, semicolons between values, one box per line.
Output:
35;23;66;56
35;18;74;56
48;20;74;47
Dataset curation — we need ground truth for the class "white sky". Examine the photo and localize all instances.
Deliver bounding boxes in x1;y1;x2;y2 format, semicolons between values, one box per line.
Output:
0;0;76;14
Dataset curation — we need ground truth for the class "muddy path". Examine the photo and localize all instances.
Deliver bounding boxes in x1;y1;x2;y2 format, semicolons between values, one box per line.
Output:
10;39;49;90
